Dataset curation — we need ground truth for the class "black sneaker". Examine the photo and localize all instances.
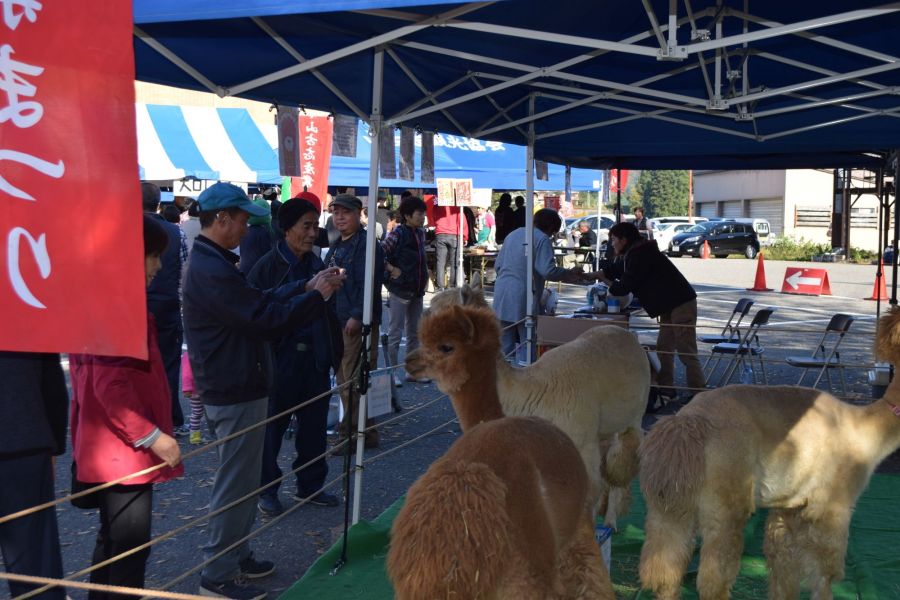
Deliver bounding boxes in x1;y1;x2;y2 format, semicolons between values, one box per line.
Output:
199;576;266;600
239;554;275;579
294;490;340;507
257;495;283;517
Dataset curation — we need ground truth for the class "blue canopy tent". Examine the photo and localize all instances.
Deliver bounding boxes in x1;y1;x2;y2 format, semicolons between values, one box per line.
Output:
131;0;900;534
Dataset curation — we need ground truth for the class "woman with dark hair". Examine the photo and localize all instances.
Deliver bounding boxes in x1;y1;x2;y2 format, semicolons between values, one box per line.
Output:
382;195;429;386
493;208;585;361
69;215;184;599
590;222;704;399
494;193;515;244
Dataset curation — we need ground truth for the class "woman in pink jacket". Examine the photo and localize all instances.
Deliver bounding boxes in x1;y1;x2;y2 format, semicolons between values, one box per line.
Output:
70;215;184;599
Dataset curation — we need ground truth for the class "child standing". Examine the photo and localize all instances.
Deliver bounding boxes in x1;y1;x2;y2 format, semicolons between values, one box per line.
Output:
181;351;205;445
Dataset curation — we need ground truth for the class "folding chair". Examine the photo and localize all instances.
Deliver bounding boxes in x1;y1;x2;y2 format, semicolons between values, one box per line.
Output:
706;307;775;387
699;298;754;371
785;313;855;395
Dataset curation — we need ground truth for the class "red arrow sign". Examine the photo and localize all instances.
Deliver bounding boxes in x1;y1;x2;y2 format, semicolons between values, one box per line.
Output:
781;267;832;296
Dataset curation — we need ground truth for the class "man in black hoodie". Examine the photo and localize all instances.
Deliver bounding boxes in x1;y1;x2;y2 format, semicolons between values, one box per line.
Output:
0;352;68;600
592;222;705;399
183;183;344;600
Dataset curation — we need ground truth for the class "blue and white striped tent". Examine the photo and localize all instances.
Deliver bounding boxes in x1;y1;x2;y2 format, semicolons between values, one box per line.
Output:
136;104;604;189
136;103;280;183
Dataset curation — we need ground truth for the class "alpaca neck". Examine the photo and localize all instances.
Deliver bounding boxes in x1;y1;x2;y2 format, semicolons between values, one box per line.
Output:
860;383;900;463
451;365;503;431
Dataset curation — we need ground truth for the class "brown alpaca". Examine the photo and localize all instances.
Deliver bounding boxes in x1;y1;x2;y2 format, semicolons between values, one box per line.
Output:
388;304;614;600
424;285;648;528
638;307;900;600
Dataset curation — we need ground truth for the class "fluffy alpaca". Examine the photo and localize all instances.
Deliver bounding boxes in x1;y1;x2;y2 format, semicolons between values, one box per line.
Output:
388;304;613;600
639;307;900;600
422;285;649;527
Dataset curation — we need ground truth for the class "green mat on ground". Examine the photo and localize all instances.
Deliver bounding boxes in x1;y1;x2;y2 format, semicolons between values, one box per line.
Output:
282;474;900;599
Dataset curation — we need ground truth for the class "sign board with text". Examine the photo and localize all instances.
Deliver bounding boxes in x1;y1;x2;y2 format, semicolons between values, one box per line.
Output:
0;1;147;357
781;267;832;296
436;178;474;206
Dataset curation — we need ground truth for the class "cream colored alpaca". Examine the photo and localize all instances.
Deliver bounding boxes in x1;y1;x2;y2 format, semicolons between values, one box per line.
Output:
388;304;613;600
639;308;900;600
424;285;649;527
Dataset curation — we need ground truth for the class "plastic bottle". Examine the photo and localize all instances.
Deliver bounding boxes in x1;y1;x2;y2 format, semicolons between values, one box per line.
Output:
606;298;620;314
740;364;754;385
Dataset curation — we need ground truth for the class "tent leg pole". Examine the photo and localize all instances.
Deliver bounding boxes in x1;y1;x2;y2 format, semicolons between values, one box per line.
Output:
893;151;899;306
525;94;536;365
351;47;384;528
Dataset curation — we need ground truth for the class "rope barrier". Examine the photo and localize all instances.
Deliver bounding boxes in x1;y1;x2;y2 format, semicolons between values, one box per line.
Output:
1;573;209;600
363;417;460;466
0;381;352;527
12;440;351;600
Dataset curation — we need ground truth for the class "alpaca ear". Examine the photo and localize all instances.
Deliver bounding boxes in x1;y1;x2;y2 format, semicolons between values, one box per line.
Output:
450;304;476;342
460;284;474;305
877;307;900;363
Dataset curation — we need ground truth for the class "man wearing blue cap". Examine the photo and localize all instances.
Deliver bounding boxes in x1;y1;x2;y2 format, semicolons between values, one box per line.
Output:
183;183;344;600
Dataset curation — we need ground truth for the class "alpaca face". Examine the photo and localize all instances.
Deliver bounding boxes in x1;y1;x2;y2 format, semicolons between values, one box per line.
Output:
410;304;500;393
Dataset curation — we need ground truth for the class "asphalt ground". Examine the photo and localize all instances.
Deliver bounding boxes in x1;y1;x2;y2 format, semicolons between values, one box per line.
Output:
10;254;895;600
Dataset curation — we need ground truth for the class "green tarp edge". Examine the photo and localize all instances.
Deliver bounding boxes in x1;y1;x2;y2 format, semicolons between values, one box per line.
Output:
283;474;900;599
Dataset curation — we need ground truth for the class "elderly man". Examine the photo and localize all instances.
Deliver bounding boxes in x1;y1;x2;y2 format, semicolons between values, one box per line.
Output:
564;220;598;269
183;183;343;600
324;194;384;449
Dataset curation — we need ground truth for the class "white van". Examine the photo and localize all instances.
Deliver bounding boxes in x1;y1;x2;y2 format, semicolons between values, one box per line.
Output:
732;218;773;246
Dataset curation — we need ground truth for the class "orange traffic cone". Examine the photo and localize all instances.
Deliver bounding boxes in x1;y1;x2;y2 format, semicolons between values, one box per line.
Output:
866;259;889;301
747;252;773;292
701;240;710;259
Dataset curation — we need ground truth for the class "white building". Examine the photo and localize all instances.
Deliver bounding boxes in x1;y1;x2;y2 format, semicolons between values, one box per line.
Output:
694;169;887;252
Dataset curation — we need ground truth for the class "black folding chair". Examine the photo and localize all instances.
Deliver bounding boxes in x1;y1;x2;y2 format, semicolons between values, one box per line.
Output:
785;314;855;395
706;307;775;387
699;298;754;371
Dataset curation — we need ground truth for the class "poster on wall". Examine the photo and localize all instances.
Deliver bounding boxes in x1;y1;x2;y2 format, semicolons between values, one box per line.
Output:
0;0;148;357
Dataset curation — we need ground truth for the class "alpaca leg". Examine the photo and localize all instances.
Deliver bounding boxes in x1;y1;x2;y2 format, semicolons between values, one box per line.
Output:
695;498;749;600
639;509;696;600
602;427;642;527
764;509;803;600
791;508;849;600
498;552;564;600
583;442;606;520
558;517;615;600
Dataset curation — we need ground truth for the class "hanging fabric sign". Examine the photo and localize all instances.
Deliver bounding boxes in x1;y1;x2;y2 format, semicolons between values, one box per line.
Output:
276;106;301;177
535;160;549;181
331;114;358;158
297;115;333;203
609;169;630;193
0;0;147;358
399;126;415;181
420;131;435;183
379;126;397;179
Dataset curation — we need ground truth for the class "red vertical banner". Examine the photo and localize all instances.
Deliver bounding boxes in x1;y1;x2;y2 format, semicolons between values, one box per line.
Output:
609;169;630;194
0;1;146;357
296;115;333;204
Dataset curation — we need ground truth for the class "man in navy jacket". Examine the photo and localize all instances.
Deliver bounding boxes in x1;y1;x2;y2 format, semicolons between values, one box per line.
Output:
183;183;343;600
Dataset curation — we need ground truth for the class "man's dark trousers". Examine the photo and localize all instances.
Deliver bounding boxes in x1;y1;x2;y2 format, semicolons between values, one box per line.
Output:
0;452;65;600
260;357;331;497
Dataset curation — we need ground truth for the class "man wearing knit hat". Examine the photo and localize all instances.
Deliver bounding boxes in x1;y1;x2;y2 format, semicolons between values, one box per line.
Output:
247;195;343;516
183;183;344;600
239;198;275;276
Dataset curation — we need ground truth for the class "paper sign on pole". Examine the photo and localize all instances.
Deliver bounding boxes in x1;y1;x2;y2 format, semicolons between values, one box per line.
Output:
0;0;147;357
366;373;393;418
436;178;474;206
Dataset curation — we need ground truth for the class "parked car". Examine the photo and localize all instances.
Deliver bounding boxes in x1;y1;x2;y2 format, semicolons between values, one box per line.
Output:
669;221;761;259
654;222;696;254
732;218;773;246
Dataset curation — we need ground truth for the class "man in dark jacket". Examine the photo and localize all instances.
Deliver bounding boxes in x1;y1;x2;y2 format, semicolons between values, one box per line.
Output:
143;182;187;433
239;198;275;276
593;222;705;399
248;195;343;516
0;352;68;600
183;183;344;600
324;194;384;449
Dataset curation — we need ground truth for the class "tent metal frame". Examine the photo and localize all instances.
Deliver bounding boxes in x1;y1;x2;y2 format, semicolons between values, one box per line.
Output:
132;0;900;541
